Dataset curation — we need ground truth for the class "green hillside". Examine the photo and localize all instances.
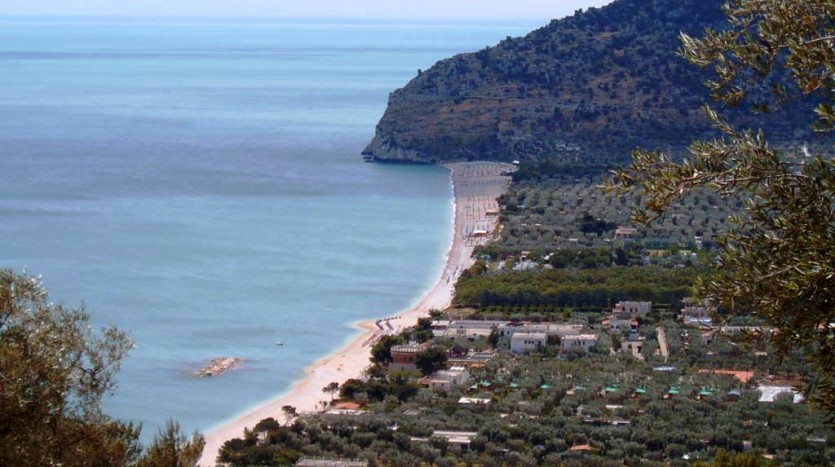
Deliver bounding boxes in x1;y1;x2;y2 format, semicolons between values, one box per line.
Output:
363;0;821;167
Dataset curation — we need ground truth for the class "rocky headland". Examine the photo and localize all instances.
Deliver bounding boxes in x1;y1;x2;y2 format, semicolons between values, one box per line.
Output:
363;0;823;167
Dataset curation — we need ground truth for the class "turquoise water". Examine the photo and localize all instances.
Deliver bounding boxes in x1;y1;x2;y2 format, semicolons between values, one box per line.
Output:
0;17;538;440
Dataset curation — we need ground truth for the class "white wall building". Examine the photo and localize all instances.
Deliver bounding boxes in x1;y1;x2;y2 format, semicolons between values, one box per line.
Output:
510;331;548;354
502;322;585;338
561;334;599;353
433;320;497;340
680;305;712;326
756;385;804;403
613;301;652;316
419;366;470;391
432;320;585;341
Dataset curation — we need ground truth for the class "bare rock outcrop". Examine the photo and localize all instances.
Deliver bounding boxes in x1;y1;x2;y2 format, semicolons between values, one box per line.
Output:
193;358;241;378
363;0;823;167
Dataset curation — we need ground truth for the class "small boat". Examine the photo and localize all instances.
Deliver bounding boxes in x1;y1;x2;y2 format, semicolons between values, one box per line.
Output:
275;341;284;346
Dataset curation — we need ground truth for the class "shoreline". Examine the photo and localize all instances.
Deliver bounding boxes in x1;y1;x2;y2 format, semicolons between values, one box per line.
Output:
198;161;513;466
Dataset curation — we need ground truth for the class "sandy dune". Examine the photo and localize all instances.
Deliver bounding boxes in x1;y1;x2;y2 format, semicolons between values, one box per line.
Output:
198;161;514;466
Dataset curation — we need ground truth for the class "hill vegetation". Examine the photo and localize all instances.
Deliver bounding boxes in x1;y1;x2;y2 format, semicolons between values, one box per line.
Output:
362;0;823;166
486;177;739;254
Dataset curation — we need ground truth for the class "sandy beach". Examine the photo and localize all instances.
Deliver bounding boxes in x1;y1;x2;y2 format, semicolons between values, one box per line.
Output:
198;161;514;466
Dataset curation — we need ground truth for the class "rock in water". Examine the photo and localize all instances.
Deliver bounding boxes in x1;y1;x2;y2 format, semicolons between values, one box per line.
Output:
193;357;241;378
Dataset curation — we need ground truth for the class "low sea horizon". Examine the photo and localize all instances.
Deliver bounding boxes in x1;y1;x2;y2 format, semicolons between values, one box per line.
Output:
0;16;539;441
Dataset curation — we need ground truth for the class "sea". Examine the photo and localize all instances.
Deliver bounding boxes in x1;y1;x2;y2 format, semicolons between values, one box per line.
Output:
0;17;538;441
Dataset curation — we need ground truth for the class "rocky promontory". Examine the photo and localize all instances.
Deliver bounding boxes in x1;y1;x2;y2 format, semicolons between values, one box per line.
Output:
363;0;819;167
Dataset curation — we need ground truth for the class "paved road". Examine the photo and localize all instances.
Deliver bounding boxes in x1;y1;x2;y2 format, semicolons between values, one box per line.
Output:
657;327;669;362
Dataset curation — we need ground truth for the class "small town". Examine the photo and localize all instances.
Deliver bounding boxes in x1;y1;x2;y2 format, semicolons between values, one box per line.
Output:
218;298;829;465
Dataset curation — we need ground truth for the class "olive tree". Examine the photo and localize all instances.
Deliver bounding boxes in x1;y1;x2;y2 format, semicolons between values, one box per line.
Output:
138;420;205;467
0;269;203;465
415;346;448;376
323;381;340;401
0;269;138;466
607;0;835;417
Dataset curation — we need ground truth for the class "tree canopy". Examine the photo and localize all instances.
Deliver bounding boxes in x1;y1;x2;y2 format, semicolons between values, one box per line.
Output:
608;0;835;417
0;269;204;466
415;346;449;377
0;269;137;465
138;421;205;467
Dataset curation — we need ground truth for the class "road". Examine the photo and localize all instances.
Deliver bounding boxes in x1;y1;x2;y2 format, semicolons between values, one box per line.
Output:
656;327;669;362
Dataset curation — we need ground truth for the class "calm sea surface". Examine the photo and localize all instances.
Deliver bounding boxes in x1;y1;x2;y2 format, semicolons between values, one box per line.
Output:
0;17;538;440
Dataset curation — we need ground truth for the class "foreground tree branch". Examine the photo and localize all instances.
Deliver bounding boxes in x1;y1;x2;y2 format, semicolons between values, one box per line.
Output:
0;269;204;466
606;0;835;420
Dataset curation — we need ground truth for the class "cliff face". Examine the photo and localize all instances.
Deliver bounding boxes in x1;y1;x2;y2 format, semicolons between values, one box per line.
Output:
363;0;815;165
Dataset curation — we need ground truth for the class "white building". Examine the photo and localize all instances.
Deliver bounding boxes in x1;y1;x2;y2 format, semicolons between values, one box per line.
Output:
502;322;585;338
411;431;479;451
756;385;804;403
613;301;651;316
680;304;712;326
510;331;548;354
433;320;585;341
458;397;491;406
433;320;497;340
419;366;470;391
561;334;599;353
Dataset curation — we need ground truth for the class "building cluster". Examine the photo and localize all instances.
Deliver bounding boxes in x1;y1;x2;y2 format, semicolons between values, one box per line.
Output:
679;298;713;327
383;319;602;393
430;319;598;355
320;297;802;448
676;298;773;349
381;301;781;400
603;301;651;360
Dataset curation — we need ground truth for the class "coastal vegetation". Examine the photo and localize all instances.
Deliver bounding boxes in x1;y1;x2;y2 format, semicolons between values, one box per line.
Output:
490;177;740;253
0;269;204;467
453;265;698;311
